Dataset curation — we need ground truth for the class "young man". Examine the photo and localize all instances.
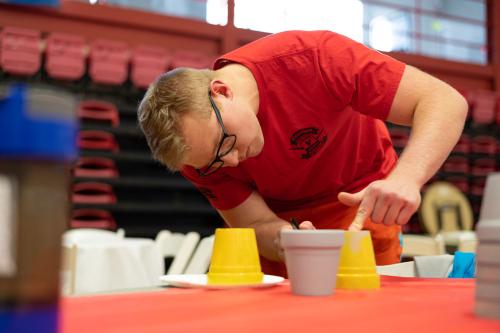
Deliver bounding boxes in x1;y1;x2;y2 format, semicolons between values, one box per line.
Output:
138;30;467;277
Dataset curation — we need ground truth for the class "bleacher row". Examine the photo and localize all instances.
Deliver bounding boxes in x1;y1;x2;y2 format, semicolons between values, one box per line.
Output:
0;26;214;88
0;25;220;237
69;99;219;233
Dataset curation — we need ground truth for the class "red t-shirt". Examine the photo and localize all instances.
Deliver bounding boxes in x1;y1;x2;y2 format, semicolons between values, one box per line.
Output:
182;30;405;213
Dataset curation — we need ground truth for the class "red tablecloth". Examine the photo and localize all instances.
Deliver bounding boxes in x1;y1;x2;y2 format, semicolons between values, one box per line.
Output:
61;276;500;333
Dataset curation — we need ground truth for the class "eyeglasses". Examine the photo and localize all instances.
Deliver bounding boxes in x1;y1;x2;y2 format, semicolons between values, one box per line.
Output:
195;91;237;177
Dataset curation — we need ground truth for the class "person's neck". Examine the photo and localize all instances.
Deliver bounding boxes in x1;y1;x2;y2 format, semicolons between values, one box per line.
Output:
215;64;260;114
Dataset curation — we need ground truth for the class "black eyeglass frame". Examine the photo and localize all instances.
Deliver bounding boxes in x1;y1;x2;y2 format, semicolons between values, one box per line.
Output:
195;91;237;177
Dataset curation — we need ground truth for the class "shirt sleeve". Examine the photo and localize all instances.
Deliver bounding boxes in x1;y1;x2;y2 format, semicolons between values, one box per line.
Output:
181;166;253;210
317;31;406;120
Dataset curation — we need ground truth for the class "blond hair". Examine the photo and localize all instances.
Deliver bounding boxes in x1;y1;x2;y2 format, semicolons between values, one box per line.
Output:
137;68;215;171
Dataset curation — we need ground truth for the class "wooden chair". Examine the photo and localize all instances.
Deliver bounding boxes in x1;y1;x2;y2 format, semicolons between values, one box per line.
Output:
420;181;474;247
457;232;478;253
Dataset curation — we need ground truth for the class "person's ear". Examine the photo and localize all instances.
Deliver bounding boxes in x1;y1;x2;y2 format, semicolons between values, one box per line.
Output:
210;80;233;99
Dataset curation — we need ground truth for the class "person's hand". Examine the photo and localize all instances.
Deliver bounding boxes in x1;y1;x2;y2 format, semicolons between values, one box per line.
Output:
338;178;421;231
275;220;316;260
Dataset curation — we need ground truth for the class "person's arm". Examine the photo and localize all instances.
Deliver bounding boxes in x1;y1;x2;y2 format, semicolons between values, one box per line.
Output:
181;167;315;259
217;191;314;261
339;65;468;230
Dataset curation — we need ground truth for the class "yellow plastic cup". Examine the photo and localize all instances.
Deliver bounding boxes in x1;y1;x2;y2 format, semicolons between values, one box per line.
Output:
207;228;264;285
336;230;380;290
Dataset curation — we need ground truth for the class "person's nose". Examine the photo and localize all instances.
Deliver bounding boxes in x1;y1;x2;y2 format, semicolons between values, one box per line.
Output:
220;149;239;167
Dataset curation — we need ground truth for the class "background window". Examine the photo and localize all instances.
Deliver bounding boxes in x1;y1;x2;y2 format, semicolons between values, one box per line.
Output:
86;0;486;64
233;0;486;64
363;0;486;64
234;0;364;42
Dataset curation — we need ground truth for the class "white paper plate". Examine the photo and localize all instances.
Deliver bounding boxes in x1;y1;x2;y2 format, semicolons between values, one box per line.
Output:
159;274;284;289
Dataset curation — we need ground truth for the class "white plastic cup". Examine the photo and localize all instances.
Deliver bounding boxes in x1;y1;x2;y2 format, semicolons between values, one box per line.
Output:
281;229;344;296
480;173;500;220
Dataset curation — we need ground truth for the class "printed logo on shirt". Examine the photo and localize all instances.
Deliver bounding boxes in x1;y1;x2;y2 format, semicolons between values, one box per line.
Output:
290;127;327;159
198;187;217;200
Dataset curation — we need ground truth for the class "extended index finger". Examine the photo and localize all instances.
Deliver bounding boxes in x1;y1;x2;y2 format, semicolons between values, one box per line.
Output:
348;191;376;231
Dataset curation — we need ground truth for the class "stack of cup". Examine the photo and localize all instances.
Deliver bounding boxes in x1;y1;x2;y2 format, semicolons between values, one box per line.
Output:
207;228;264;285
336;230;380;290
475;220;500;319
475;173;500;320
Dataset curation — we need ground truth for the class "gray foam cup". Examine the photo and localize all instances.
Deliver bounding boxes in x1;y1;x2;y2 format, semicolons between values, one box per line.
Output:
280;229;345;296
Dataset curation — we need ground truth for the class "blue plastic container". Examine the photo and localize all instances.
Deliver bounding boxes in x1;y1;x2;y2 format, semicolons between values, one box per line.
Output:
0;84;77;333
0;305;59;333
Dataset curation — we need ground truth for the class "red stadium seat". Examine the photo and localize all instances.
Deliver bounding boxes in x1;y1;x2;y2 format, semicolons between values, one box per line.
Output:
443;176;469;194
74;157;119;179
471;158;496;177
131;45;169;89
0;26;41;76
171;50;212;69
471;135;496;155
71;208;117;230
442;156;469;174
470;178;486;196
72;182;117;204
45;32;85;80
89;39;129;85
78;130;120;153
77;100;120;127
472;90;496;125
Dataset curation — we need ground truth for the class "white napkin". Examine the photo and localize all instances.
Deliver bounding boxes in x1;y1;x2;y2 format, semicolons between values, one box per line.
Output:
414;254;454;278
